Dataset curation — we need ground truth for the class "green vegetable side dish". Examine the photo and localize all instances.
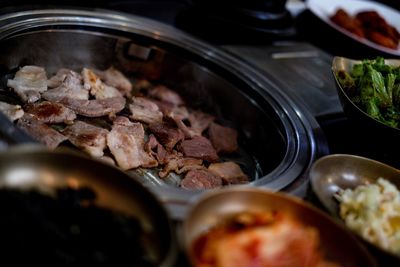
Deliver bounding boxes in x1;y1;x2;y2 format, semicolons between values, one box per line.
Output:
337;57;400;129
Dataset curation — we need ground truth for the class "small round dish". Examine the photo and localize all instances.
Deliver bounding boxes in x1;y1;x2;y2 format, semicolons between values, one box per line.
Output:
310;154;400;264
182;187;377;267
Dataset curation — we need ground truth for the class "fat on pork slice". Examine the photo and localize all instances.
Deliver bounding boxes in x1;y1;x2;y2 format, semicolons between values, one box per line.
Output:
107;116;157;170
0;101;24;121
148;122;185;150
166;109;213;139
58;97;126;118
24;101;76;124
42;70;89;101
179;135;219;162
7;65;48;103
17;114;67;149
95;66;132;96
47;68;71;88
208;122;238;154
148;85;184;106
208;162;249;185
180;169;223;190
82;68;122;99
62;120;108;158
129;97;163;125
187;110;215;136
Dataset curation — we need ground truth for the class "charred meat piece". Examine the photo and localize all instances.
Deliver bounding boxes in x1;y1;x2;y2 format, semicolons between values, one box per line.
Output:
330;9;365;38
82;68;122;99
129;97;163;124
17;114;67;149
0;102;24;121
208;122;238;154
95;66;132;96
148;122;185;150
63;120;108;158
159;155;204;178
47;68;70;88
107;116;157;170
59;96;126;118
24;101;76;124
7;65;48;103
145;134;169;164
148;85;184;105
208;162;249;185
179;136;219;162
42;70;89;101
180;169;222;190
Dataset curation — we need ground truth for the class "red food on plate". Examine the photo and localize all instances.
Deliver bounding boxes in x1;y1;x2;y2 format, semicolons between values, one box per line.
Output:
330;9;400;49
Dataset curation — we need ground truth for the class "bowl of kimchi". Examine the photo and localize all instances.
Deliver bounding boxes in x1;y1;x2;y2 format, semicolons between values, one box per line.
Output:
182;187;378;267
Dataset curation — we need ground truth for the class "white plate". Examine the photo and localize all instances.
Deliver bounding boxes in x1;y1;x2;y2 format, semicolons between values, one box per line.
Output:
306;0;400;56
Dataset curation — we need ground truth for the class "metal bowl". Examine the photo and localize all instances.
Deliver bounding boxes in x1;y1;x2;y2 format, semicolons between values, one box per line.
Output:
0;9;327;219
310;154;400;265
332;56;400;138
0;145;177;267
182;187;378;267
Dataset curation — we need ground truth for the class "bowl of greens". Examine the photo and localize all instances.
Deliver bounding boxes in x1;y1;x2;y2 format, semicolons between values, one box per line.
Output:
332;56;400;135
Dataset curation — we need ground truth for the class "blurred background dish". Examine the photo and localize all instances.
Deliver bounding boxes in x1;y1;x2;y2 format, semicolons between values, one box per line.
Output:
306;0;400;56
182;187;378;267
309;154;400;266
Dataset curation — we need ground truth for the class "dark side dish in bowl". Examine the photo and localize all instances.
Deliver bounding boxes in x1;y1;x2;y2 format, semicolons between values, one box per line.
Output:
0;186;155;266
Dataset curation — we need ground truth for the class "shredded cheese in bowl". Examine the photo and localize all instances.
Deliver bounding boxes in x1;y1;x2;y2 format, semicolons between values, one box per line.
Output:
335;178;400;255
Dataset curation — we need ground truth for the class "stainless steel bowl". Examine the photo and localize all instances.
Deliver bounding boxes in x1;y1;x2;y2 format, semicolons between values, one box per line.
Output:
0;9;327;219
310;154;400;265
182;187;378;267
0;145;177;267
332;56;400;137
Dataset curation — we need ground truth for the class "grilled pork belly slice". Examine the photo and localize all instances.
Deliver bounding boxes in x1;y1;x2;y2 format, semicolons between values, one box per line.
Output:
24;101;76;124
144;134;169;164
7;66;48;103
62;120;108;158
59;96;126;117
107;116;157;170
148;122;185;150
148;85;184;106
188;110;215;136
47;68;70;88
179;136;219;162
166;109;213;138
180;169;222;190
159;154;204;178
129;97;163;124
0;102;24;121
82;68;122;99
17;114;67;149
208;122;238;153
208;162;248;185
95;66;132;96
42;70;89;101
